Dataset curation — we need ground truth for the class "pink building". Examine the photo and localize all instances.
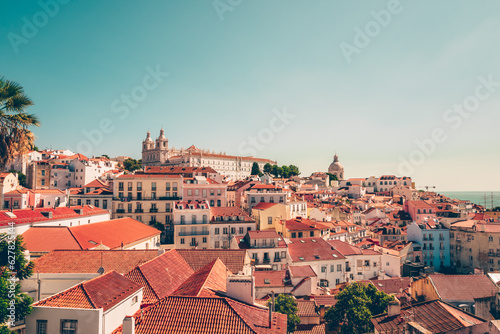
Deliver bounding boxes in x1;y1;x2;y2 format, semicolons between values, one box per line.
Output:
182;176;227;207
403;200;437;223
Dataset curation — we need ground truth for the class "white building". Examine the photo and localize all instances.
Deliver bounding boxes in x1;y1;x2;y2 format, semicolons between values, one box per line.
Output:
25;271;142;334
141;129;276;180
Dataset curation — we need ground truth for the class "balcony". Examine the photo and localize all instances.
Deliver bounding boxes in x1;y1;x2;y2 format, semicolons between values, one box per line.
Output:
262;258;271;264
150;208;159;213
135;209;144;213
114;196;182;201
274;258;281;263
116;209;125;213
346;267;351;272
178;231;209;236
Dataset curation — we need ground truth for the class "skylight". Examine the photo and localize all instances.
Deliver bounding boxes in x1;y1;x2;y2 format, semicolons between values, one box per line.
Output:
299;257;305;261
264;279;270;284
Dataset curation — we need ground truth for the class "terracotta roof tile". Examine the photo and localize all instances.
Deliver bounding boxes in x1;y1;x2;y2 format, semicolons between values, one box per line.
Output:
252;202;279;210
372;300;485;333
176;249;248;274
124;249;194;306
33;250;159;274
253;270;288;288
172;258;227;297
34;271;141;312
288;265;317;278
288;238;345;262
296;300;318;317
429;274;497;302
112;296;286;334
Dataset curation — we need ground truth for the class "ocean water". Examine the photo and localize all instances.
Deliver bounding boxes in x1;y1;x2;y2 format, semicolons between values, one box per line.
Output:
439;191;500;209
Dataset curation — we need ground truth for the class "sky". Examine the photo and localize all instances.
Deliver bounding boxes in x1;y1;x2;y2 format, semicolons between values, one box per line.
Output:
1;0;500;191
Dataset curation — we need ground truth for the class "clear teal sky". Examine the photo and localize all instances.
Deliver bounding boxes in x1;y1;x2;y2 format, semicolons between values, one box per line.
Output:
2;0;499;191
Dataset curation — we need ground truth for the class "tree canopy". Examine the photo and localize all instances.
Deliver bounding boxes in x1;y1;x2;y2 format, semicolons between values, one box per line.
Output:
0;234;34;332
268;294;300;332
122;158;142;172
324;282;394;334
0;77;40;171
269;164;300;178
251;162;263;177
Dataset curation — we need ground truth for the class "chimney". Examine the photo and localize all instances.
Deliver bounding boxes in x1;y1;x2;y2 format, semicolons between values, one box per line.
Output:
225;275;255;306
269;290;275;328
122;316;135;334
387;298;401;317
378;270;385;280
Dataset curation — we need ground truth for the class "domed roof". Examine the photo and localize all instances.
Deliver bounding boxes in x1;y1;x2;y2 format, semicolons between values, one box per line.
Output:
328;154;344;173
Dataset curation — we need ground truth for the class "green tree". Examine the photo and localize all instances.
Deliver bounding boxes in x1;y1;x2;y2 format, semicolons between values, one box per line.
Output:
288;165;300;177
251;162;263;177
100;154;110;159
263;163;272;174
281;165;290;178
324;282;393;334
0;77;40;171
268;294;300;332
327;172;338;182
123;158;142;172
0;234;34;331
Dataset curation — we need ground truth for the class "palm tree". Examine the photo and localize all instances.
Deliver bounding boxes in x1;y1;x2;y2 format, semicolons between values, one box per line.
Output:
0;76;40;170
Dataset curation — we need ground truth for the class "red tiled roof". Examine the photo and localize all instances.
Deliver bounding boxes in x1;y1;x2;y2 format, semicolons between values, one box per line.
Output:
176;249;248;274
251;184;282;190
23;218;160;252
288;238;345;262
429;274;497;302
288;265;317;278
66;153;89;161
33;250;159;274
34;271;141;312
253;270;288;287
295;323;326;334
296;300;318;317
310;295;337;307
248;230;280;240
210;207;253;221
112;296;287;334
69;217;160;250
372;300;484;333
252;202;279;210
172;258;227;297
368;277;411;295
23;227;82;252
285;218;329;231
83;179;108;188
0;205;109;227
143;166;218;174
124;249;194;306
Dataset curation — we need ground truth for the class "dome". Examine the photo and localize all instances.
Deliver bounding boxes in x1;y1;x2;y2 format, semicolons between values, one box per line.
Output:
328;154;344;177
158;128;167;141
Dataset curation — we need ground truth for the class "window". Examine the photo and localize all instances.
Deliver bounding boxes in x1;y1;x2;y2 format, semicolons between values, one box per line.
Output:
132;296;138;305
291;232;296;238
490;236;494;242
137;182;142;191
41;170;45;176
86;199;91;205
94;200;99;207
61;320;77;334
231;227;236;234
180;215;185;224
217;200;221;207
37;320;47;334
215;228;220;235
102;200;107;209
330;265;334;272
310;231;314;237
202;237;207;243
321;266;327;273
180;238;185;244
239;227;244;234
128;182;133;191
268;217;273;225
119;182;124;191
152;182;157;191
223;228;228;234
41;179;45;186
192;215;197;224
298;232;303;238
215;241;220;248
337;264;342;271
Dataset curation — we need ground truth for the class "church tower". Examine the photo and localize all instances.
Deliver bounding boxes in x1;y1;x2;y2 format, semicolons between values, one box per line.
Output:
328;153;344;180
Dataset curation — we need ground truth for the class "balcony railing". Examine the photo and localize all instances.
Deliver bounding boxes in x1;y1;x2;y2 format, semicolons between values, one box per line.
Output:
274;258;281;263
135;209;144;213
114;196;181;201
178;231;209;236
116;209;125;213
150;208;159;213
